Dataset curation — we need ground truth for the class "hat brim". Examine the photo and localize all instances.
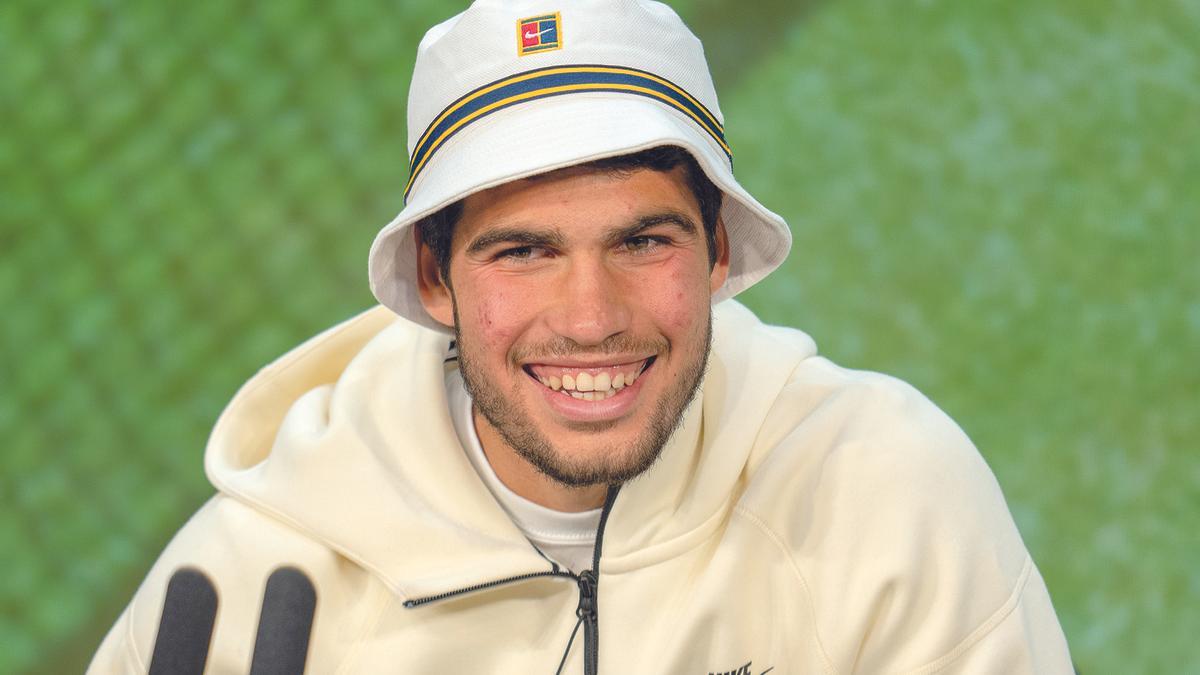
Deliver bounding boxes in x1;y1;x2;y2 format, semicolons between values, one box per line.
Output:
368;93;791;333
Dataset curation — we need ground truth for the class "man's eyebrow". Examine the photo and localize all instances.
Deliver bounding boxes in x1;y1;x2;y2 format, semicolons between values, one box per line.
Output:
465;227;567;255
603;211;699;247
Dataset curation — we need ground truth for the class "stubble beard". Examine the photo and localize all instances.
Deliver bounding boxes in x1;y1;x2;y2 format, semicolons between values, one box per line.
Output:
454;308;712;489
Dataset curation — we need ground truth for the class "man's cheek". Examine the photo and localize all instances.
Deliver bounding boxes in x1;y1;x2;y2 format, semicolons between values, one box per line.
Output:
644;278;710;334
471;296;525;352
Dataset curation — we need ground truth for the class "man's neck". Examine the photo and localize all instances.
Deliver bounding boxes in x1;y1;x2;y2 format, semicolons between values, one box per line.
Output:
472;409;607;512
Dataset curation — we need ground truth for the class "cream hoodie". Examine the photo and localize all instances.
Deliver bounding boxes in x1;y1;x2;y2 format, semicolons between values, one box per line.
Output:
90;301;1074;674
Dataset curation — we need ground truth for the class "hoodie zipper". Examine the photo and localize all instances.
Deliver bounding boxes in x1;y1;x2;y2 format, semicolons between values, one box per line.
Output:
401;569;574;608
579;484;621;675
402;484;621;675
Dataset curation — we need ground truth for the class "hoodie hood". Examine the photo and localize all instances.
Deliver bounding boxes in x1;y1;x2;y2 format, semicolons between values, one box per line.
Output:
206;300;817;601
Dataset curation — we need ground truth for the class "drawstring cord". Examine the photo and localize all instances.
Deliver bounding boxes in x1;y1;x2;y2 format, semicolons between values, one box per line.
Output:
554;615;585;675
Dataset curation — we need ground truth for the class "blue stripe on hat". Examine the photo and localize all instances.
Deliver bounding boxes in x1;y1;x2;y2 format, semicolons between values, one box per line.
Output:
404;64;729;202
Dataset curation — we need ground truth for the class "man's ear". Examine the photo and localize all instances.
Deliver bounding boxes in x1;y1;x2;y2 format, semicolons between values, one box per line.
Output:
415;226;455;328
708;216;731;295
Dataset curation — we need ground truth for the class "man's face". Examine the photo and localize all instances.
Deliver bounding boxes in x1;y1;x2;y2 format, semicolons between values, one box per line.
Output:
419;164;728;487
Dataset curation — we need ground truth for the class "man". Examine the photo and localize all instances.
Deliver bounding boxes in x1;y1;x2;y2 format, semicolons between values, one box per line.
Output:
92;1;1074;673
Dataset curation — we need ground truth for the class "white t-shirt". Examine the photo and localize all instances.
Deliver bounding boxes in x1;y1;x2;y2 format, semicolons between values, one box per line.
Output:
445;368;601;573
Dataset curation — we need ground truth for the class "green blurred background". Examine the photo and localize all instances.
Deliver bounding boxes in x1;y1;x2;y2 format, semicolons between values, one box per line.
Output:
2;0;1196;672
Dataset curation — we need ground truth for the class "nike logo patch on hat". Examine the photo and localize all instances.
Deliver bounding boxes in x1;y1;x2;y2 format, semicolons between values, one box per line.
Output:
518;12;562;56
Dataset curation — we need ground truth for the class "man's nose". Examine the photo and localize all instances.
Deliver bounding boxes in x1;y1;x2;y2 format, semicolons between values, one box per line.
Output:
546;257;631;346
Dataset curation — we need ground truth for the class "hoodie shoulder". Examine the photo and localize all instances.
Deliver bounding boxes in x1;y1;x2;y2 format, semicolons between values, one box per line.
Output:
740;354;1068;671
89;495;392;674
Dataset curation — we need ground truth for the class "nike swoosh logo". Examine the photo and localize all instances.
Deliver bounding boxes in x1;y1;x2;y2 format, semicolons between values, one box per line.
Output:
524;27;553;39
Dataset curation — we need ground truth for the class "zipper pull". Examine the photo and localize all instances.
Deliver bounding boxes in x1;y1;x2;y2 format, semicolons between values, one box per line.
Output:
575;570;597;621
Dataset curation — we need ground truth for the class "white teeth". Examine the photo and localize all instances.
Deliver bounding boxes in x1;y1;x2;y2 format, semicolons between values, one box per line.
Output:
536;361;647;398
576;372;594;392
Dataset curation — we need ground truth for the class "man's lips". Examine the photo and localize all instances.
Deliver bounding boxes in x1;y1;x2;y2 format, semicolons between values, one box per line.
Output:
523;357;655;401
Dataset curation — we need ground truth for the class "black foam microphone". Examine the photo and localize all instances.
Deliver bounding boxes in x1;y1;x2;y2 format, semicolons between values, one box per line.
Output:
248;566;317;675
148;567;219;675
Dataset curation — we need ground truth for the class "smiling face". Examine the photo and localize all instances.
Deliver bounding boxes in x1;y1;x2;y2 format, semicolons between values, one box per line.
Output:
417;162;728;506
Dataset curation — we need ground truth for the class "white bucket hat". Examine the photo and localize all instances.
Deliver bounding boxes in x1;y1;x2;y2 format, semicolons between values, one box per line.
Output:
368;0;792;332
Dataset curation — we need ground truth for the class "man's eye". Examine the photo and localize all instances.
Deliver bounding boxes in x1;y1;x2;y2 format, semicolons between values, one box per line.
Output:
623;236;665;253
498;246;548;262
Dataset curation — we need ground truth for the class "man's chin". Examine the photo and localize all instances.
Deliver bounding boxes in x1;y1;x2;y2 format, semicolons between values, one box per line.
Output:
515;441;666;489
